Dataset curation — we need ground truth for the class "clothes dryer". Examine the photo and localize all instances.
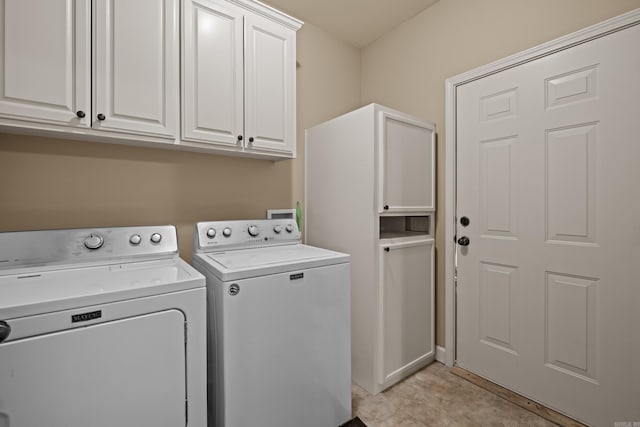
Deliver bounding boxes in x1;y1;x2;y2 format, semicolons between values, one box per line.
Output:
0;225;207;427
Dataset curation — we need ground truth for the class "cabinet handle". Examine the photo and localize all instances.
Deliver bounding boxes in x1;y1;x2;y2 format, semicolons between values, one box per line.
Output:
76;110;86;118
384;247;390;252
383;205;389;210
97;113;106;121
249;137;254;143
237;135;243;141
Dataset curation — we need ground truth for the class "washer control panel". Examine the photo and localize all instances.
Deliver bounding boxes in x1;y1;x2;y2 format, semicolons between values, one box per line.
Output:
194;219;301;252
0;225;179;270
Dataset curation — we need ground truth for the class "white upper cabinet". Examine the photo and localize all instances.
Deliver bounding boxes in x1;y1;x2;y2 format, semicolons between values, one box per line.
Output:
182;0;244;147
244;13;295;154
378;110;435;213
0;0;177;138
0;0;300;159
93;0;178;138
0;0;90;127
182;0;301;157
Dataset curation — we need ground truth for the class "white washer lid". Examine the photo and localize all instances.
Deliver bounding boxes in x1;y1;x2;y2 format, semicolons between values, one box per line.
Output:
0;257;205;319
194;244;350;281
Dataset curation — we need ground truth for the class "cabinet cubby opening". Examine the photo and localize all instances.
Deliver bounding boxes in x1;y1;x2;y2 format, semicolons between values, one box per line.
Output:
379;215;431;239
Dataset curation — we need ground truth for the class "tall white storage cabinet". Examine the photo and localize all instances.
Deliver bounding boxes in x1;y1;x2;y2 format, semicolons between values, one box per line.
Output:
305;103;436;394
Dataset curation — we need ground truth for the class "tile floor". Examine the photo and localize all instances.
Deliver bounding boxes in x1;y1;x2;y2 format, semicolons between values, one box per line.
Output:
352;362;557;427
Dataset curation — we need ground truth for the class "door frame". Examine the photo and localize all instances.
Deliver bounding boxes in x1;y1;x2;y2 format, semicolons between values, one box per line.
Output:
443;9;640;368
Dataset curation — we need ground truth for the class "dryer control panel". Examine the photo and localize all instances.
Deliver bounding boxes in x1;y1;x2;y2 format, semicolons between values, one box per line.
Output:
0;226;179;271
193;220;301;252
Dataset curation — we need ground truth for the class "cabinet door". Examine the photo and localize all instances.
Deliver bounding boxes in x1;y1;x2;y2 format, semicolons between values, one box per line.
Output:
378;239;434;388
94;0;178;138
0;0;90;127
244;14;296;155
182;0;244;147
378;111;435;212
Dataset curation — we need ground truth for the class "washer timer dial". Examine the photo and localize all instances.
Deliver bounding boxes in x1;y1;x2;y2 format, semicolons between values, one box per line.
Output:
247;225;259;237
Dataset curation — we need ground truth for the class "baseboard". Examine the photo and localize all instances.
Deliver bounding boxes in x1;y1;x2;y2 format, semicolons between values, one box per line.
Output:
451;366;587;427
435;345;446;363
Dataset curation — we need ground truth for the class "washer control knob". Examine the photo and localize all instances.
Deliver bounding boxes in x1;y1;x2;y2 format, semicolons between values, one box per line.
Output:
206;228;216;239
150;233;162;244
285;224;294;233
222;227;232;237
129;234;142;245
273;225;282;234
247;225;259;237
84;234;104;250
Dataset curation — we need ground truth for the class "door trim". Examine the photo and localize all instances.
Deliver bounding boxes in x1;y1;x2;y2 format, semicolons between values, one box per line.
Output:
443;8;640;368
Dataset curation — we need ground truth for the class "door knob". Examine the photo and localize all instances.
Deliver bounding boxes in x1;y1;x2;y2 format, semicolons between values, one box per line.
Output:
76;110;86;118
457;236;470;246
237;135;243;141
384;247;390;252
97;113;106;121
460;216;470;226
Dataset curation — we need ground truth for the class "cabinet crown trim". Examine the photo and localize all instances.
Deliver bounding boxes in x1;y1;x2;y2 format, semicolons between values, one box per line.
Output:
229;0;304;30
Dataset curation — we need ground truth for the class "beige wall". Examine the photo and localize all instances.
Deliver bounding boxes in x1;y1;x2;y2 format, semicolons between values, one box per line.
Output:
0;22;361;263
294;23;362;206
360;0;640;347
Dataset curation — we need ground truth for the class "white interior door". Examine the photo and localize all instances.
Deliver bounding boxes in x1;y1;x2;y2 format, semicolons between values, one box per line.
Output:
456;23;640;426
94;0;178;137
0;310;186;427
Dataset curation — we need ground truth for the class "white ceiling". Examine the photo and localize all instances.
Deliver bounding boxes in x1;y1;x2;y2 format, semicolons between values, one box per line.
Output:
261;0;440;48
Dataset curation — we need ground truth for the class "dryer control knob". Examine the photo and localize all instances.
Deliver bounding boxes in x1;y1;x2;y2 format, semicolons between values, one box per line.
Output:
84;234;104;250
206;228;216;238
150;233;162;244
129;234;142;245
285;224;294;233
247;225;259;237
222;227;232;237
0;321;11;343
273;225;282;234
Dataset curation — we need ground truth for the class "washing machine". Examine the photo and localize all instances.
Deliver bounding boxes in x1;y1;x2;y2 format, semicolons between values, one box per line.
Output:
0;225;207;427
192;219;351;427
